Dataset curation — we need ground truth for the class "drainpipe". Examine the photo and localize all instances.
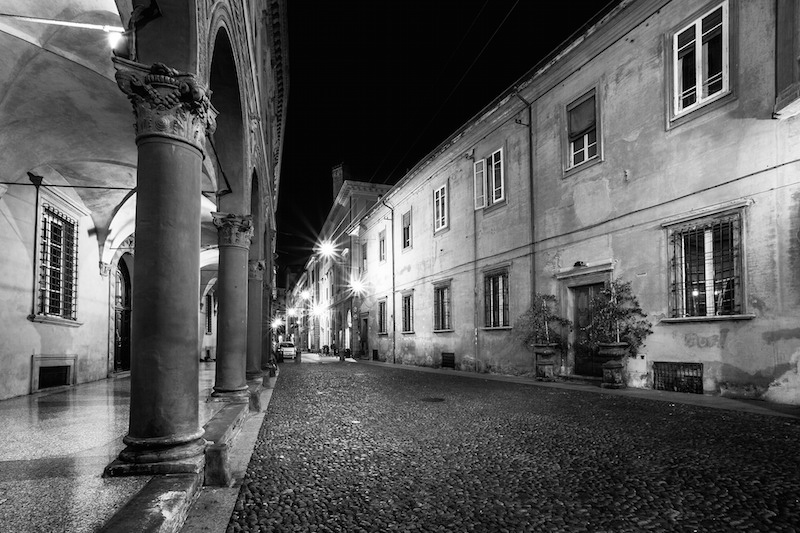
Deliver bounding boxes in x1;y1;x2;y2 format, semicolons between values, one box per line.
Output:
513;91;536;298
514;90;538;372
381;198;396;364
27;172;44;320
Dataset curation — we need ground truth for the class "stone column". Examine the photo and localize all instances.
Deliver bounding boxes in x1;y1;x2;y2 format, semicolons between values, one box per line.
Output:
105;59;216;476
212;212;253;400
246;259;265;382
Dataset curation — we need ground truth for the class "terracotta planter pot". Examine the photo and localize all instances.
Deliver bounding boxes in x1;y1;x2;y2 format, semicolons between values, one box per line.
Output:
598;342;628;388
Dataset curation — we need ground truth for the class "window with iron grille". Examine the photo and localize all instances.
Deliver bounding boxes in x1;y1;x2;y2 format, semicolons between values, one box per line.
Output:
205;293;214;334
433;283;452;331
402;209;412;249
402;293;414;333
668;211;742;317
567;90;600;168
673;1;729;116
433;184;448;232
39;205;78;320
379;230;386;262
484;270;509;328
378;299;387;334
473;148;504;209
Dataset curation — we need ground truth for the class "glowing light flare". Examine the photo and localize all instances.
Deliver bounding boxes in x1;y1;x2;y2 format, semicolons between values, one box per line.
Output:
271;317;283;329
107;30;124;48
317;240;337;258
301;290;311;300
349;276;366;295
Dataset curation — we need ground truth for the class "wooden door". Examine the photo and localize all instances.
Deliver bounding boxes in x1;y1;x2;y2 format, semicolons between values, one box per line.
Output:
573;282;604;376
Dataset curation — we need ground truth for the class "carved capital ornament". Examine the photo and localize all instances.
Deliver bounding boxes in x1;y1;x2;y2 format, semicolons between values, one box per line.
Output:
112;58;218;155
248;260;266;280
212;212;253;248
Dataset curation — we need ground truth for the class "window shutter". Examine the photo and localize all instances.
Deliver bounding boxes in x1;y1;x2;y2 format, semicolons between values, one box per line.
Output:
568;95;596;142
474;159;485;209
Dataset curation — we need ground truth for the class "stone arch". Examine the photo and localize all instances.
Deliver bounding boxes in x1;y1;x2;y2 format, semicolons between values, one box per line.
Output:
208;26;247;214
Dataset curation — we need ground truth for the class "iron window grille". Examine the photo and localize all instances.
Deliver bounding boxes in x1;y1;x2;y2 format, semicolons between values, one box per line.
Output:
484;270;509;327
378;299;387;333
673;1;729;115
668;211;742;318
567;90;599;168
39;205;78;320
402;293;414;333
205;293;214;334
434;283;452;331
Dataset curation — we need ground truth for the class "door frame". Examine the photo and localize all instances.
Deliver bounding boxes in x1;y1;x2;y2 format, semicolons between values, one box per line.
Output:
556;261;614;375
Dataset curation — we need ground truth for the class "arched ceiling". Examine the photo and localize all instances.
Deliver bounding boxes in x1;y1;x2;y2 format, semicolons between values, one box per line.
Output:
0;0;218;261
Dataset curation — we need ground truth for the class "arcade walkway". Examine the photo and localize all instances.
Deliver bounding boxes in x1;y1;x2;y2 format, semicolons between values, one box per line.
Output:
0;365;223;532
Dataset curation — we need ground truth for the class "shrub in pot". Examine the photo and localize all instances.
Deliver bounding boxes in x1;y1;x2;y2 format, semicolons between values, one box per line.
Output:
515;293;572;380
583;279;653;387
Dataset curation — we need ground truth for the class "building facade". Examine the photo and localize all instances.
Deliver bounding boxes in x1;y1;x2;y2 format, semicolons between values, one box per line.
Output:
341;0;800;404
0;0;288;472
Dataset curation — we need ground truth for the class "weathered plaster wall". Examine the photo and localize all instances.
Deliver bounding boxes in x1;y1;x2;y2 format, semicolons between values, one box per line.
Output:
0;187;111;400
532;0;800;400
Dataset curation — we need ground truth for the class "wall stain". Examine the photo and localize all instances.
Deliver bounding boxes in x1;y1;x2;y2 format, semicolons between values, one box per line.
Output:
763;328;800;344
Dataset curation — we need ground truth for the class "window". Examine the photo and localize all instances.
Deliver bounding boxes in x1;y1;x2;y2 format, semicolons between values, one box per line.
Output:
378;299;387;333
484;270;509;328
361;241;367;272
38;205;78;320
567;90;599;168
205;293;214;334
402;293;414;333
473;148;504;209
434;283;452;331
402;210;412;248
434;184;448;231
668;211;742;318
379;230;386;262
673;1;729;116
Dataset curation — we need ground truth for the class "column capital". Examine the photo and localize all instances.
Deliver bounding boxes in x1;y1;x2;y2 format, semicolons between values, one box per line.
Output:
212;212;253;248
112;58;217;154
248;259;266;280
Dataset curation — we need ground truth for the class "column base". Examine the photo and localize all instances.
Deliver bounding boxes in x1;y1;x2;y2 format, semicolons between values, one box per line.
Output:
104;437;207;477
209;387;249;402
245;373;264;385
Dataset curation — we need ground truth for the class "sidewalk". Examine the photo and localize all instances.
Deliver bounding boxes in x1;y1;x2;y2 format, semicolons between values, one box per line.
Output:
0;364;224;532
356;358;800;419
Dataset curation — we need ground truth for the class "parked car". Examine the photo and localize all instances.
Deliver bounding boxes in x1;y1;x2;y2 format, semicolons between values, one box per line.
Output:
278;342;297;360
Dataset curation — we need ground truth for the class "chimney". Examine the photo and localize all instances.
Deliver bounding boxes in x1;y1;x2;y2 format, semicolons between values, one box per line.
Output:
331;163;350;199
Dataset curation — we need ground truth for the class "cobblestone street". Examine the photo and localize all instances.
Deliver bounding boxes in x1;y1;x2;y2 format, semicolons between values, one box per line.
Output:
229;360;800;533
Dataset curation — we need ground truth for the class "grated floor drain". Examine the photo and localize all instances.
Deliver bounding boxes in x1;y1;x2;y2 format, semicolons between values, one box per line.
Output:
420;397;445;402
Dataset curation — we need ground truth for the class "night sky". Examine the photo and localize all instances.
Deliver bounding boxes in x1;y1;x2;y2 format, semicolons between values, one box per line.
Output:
276;1;617;275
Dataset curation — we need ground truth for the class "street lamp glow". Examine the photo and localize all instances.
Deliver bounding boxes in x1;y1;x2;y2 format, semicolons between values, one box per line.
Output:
318;240;336;258
301;289;311;300
287;308;298;317
349;276;366;295
271;317;283;329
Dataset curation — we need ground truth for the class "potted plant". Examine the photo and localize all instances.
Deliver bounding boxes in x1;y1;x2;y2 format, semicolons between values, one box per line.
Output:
515;293;572;380
583;279;652;388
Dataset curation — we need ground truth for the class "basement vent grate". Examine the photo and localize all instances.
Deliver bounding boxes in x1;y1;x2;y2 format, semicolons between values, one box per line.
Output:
39;365;70;389
653;362;703;394
372;349;379;361
441;352;455;369
420;397;445;403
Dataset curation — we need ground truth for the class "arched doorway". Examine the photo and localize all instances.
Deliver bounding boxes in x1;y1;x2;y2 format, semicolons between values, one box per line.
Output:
114;254;133;372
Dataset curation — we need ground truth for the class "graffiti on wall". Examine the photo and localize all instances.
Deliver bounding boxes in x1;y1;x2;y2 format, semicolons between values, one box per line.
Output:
684;329;729;349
